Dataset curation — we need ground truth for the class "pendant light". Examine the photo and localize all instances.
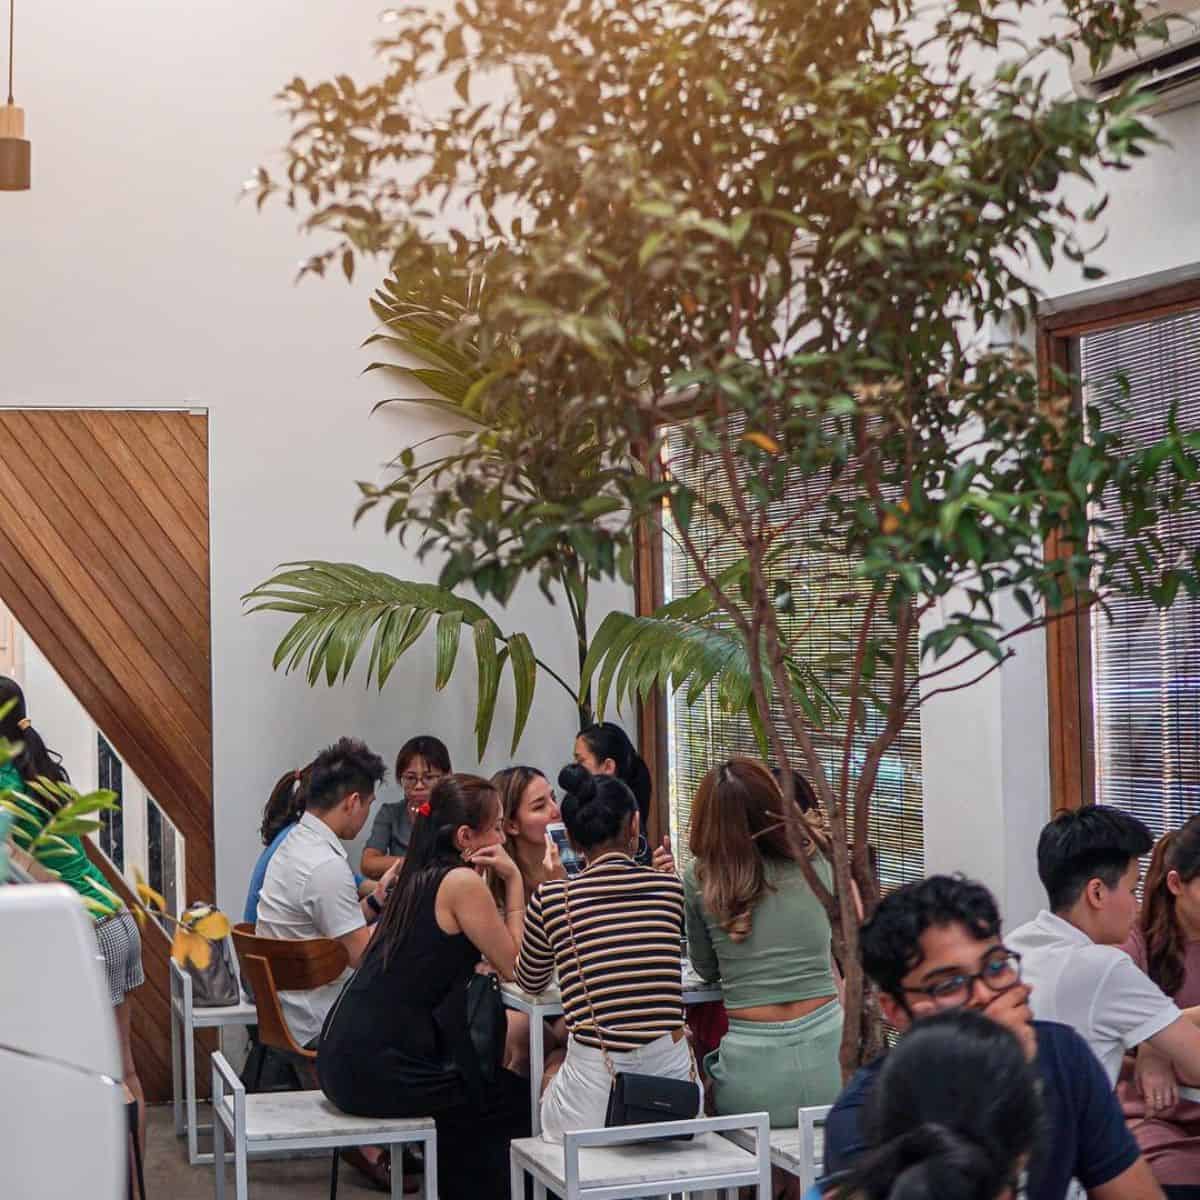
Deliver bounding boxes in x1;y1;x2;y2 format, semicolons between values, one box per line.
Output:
0;0;30;191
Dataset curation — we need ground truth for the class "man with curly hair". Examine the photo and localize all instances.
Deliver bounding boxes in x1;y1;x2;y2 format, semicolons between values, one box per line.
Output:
823;875;1162;1200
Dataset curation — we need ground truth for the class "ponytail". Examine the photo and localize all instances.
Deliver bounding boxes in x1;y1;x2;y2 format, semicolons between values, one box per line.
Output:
1142;817;1200;997
260;763;311;845
0;676;70;802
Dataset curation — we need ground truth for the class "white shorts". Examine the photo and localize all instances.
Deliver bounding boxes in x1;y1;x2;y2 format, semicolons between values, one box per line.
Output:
540;1029;699;1144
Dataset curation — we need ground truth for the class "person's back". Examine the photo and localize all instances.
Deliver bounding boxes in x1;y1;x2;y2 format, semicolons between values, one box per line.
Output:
516;763;696;1142
683;758;842;1125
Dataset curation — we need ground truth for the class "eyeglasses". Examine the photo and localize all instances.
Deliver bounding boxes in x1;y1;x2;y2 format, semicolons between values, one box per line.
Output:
402;772;443;790
902;948;1023;1010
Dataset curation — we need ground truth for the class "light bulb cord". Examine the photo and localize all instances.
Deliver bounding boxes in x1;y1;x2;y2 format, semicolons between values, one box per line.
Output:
7;0;14;105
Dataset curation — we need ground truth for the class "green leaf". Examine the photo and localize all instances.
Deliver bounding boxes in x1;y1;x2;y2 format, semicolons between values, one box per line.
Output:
507;632;537;753
434;610;464;691
473;618;503;758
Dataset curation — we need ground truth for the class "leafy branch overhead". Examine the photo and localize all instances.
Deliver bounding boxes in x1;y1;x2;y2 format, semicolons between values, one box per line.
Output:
253;0;1200;1073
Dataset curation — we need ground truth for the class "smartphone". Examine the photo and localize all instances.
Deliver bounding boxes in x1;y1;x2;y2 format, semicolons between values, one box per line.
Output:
546;821;584;877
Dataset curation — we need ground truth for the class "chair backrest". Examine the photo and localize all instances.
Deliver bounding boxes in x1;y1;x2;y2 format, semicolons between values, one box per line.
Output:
231;923;348;1058
798;1104;833;1193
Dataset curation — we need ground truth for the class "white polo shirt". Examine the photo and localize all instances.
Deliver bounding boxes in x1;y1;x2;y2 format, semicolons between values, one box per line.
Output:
1007;908;1180;1085
255;811;364;1047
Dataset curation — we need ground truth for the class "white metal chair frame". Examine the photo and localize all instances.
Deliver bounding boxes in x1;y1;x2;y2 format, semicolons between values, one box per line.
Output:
170;953;258;1165
211;1052;438;1200
510;1112;773;1200
797;1104;832;1194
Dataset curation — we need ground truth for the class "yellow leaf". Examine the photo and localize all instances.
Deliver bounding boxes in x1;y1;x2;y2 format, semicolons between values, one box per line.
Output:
131;905;147;931
192;911;231;941
170;928;212;971
742;431;780;455
136;880;167;913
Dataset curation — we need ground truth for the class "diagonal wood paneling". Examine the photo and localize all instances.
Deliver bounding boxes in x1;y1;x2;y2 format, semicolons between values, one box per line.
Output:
0;408;213;1101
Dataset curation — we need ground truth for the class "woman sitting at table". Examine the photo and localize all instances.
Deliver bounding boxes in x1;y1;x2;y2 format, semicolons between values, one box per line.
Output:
319;773;530;1199
514;762;699;1142
685;757;842;1127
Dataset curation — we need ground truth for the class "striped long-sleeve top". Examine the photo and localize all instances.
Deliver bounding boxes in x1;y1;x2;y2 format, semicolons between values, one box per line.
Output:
514;851;686;1051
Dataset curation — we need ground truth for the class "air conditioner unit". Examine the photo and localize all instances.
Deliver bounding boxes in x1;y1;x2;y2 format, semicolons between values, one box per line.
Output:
1070;1;1200;114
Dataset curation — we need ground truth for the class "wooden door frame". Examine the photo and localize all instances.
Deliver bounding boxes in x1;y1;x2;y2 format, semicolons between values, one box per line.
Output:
1038;268;1200;813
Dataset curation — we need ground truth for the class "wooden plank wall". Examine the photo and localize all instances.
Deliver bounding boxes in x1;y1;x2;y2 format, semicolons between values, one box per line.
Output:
0;409;213;1101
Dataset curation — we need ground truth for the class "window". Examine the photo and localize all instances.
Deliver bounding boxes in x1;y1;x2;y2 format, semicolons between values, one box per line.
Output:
1043;273;1200;837
653;423;925;889
97;733;124;871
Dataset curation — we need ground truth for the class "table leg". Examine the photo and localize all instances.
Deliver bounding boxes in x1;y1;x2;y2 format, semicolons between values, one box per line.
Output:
171;995;184;1138
184;1006;199;1164
425;1130;439;1200
509;1156;524;1200
529;1010;544;1137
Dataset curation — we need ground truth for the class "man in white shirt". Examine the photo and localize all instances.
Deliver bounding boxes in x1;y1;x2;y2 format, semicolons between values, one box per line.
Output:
257;737;398;1050
1008;806;1200;1098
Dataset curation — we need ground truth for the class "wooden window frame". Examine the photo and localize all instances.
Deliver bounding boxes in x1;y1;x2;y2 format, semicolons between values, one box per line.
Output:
1039;269;1200;813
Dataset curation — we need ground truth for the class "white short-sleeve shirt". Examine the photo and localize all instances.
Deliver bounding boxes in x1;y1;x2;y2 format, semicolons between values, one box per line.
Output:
255;811;364;1047
1007;908;1180;1086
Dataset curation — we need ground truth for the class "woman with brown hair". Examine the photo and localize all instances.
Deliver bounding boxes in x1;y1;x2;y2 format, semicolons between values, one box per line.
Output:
684;756;843;1126
1119;815;1200;1199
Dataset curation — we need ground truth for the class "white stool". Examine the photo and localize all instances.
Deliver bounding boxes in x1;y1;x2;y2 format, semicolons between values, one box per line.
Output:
726;1103;830;1193
509;1112;771;1199
211;1052;438;1199
170;957;259;1165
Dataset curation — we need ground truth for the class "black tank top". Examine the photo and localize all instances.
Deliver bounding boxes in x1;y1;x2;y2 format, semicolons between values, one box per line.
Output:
318;867;482;1115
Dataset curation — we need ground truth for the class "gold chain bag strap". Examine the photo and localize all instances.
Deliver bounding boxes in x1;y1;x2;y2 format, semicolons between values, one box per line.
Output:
561;872;700;1141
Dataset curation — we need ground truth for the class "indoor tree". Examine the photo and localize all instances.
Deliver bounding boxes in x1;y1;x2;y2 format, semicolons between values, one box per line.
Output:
250;0;1198;1072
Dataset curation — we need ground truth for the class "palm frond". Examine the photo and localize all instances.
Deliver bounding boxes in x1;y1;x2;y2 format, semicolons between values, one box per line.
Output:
243;561;564;756
582;609;841;755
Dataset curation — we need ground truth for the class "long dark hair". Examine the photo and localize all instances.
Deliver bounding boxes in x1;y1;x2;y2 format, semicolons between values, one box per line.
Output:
1141;816;1200;998
260;763;311;845
577;721;651;825
367;773;499;968
838;1010;1042;1200
0;676;70;798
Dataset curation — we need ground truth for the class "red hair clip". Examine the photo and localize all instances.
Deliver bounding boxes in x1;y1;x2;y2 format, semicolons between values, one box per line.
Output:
416;801;432;817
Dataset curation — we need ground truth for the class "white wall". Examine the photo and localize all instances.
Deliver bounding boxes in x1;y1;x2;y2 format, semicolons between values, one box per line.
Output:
922;5;1200;926
0;0;632;915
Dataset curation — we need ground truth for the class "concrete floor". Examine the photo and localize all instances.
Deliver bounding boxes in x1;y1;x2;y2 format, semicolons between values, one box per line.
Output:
144;1103;384;1198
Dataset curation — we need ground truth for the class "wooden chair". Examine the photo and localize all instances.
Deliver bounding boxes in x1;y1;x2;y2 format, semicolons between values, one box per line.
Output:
230;922;348;1067
229;924;356;1197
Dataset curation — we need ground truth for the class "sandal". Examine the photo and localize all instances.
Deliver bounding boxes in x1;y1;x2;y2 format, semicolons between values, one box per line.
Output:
341;1146;392;1193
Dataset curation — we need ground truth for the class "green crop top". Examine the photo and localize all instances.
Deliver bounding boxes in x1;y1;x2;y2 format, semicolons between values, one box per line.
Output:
683;855;836;1010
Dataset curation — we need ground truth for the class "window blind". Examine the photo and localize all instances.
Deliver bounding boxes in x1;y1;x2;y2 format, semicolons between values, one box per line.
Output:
660;423;925;889
1080;308;1200;840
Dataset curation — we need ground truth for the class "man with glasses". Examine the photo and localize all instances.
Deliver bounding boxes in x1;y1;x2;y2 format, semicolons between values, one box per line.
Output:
823;874;1163;1199
1008;807;1200;1102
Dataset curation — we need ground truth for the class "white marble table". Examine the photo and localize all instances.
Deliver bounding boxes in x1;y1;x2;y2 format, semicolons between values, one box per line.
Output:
502;960;722;1135
725;1121;826;1192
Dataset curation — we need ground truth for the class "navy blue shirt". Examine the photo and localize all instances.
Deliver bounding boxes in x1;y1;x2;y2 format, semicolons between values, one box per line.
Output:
823;1020;1139;1200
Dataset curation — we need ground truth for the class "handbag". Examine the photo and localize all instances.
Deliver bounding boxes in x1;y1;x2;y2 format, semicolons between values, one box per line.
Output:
464;969;506;1088
178;903;240;1007
563;880;700;1141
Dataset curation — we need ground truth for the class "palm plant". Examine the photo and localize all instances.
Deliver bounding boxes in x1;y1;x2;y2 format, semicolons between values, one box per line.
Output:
245;256;810;757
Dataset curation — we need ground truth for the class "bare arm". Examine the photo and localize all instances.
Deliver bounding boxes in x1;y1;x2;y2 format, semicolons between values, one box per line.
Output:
1089;1158;1164;1200
439;858;524;979
360;847;403;880
1147;1015;1200;1086
338;925;373;969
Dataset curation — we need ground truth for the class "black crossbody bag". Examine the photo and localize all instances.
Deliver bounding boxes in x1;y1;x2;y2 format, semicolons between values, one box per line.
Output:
562;881;700;1141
